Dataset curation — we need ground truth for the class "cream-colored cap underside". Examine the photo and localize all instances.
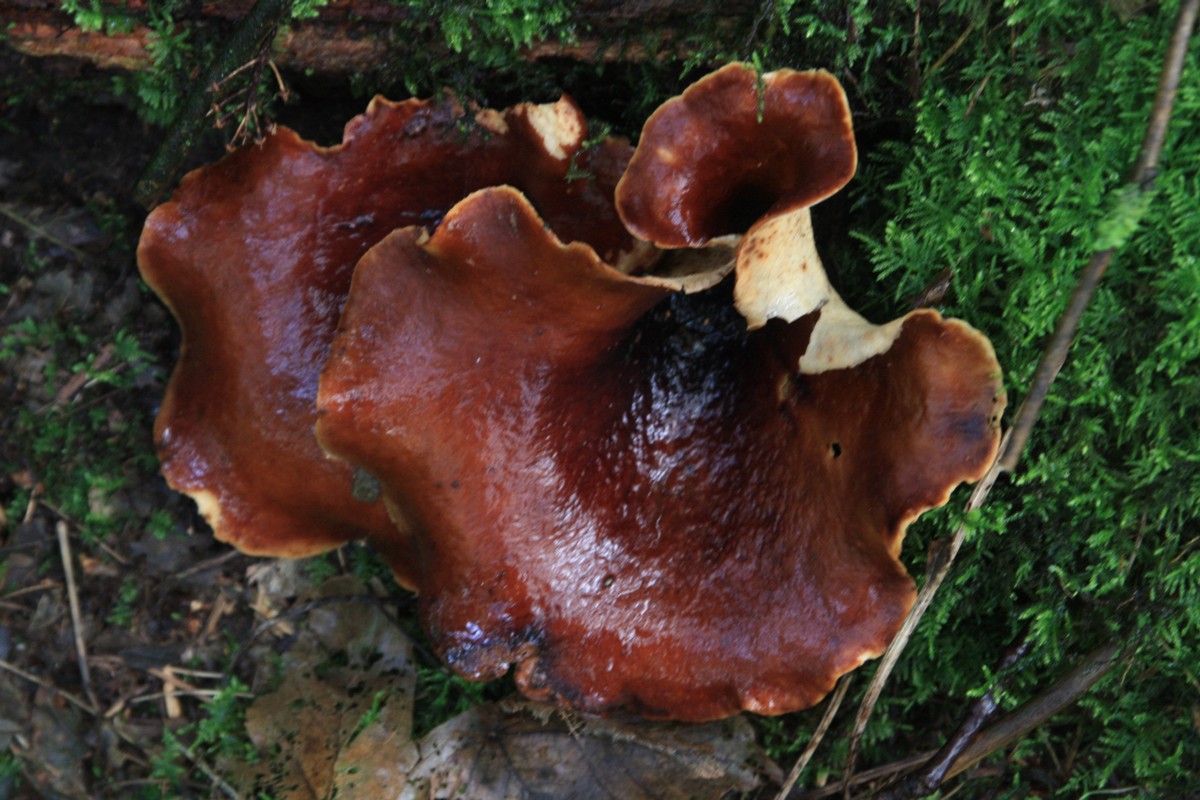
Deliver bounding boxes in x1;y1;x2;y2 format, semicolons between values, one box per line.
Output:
733;208;903;374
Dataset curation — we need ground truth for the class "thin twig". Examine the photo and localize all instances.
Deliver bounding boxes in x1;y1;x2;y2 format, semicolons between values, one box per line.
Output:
908;0;922;97
32;498;77;526
743;0;777;55
157;665;228;679
172;549;240;580
128;689;255;705
56;521;99;710
0;601;37;612
156;665;191;718
841;0;1198;787
789;750;940;799
923;21;976;80
776;676;852;799
0;203;95;262
95;538;131;566
266;59;290;101
52;343;115;407
842;451;1005;792
183;751;242;800
106;686;257;718
0;658;97;715
22;485;40;524
0;542;45;558
876;633;1032;799
944;641;1123;780
962;74;992;119
1;578;60;601
209;57;261;88
1000;0;1200;471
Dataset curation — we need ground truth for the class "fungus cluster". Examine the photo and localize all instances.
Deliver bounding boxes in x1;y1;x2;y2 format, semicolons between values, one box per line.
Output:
138;64;1005;721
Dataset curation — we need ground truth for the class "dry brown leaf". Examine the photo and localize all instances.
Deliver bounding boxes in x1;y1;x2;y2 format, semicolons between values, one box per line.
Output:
246;558;314;633
229;576;418;798
401;699;769;800
230;576;770;799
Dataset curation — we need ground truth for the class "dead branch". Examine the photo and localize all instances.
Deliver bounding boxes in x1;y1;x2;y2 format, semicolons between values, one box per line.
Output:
0;658;97;715
3;0;757;75
944;640;1123;781
792;641;1123;799
875;633;1032;799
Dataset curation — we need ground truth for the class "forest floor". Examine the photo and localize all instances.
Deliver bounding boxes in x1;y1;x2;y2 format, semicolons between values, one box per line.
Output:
0;48;786;800
0;48;291;798
0;48;440;799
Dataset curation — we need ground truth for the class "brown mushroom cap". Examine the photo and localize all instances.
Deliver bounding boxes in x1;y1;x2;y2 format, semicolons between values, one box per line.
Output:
137;94;641;585
616;64;857;247
316;185;1004;720
140;65;1004;721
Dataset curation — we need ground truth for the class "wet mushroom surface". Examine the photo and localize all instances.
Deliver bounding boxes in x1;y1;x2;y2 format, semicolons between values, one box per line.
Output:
316;185;1004;720
140;63;1006;721
137;94;641;587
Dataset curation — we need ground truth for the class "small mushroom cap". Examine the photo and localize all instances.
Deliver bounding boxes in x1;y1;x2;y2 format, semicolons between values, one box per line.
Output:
616;63;857;247
138;93;640;584
316;186;1004;721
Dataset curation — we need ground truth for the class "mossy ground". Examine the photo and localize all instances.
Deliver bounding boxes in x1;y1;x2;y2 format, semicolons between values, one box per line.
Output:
1;1;1198;797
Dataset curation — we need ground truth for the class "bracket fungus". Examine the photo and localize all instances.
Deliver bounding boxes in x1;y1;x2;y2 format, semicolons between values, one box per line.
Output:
140;64;1005;721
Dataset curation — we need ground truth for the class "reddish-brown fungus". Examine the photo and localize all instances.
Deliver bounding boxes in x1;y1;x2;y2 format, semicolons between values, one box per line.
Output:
315;65;1004;717
138;94;641;586
140;64;1004;721
616;64;856;247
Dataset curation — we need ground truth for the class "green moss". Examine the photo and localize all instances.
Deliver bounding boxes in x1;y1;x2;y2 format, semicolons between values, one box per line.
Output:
0;316;160;544
106;576;141;627
414;0;573;55
113;1;194;127
793;0;1200;794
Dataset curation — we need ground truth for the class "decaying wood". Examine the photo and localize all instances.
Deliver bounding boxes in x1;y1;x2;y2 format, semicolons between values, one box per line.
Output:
3;0;759;75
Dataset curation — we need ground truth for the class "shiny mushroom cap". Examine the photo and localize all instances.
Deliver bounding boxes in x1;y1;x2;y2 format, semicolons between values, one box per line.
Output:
616;64;856;248
315;66;1004;719
140;65;1004;721
138;93;643;587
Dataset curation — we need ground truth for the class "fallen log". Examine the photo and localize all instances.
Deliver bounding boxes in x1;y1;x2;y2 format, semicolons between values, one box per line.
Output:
2;0;762;75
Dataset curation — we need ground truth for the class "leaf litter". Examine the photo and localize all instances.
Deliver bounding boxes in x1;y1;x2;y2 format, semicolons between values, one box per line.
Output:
229;577;771;800
228;575;420;798
405;700;770;800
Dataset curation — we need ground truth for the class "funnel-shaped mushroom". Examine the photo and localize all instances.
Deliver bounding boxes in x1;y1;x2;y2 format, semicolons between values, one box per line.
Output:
316;66;1004;721
617;64;857;248
139;63;1003;720
138;94;643;585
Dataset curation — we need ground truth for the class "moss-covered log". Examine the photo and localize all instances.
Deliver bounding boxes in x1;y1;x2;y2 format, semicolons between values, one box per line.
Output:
4;0;759;75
